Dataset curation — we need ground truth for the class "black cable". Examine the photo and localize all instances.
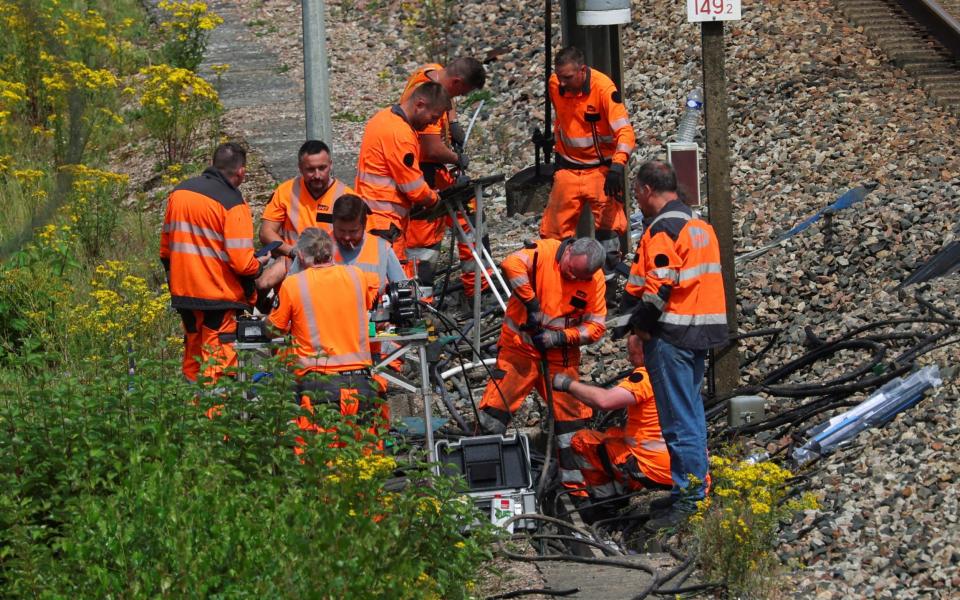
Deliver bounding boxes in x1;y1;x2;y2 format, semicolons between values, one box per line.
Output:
484;588;579;599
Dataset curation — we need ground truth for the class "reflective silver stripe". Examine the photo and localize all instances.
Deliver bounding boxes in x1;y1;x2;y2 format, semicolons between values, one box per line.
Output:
597;135;614;144
616;142;634;154
503;316;532;345
558;129;597;148
544;315;570;328
641;439;668;452
677;262;722;282
331;180;345;198
375;237;390;282
576;325;591;343
650;267;679;282
556;150;603;167
509;275;529;289
357;171;396;188
406;246;439;262
642;292;666;311
659;312;728;326
344;266;372;358
297;273;324;356
396;176;426;193
627;273;645;287
289;176;302;232
610;117;631;130
364;199;409;218
224;238;253;249
583;314;605;324
590;482;618;499
169;242;228;261
298;351;372;369
556;431;577;447
649;210;691;230
162;221;224;241
574;454;594;470
560;469;585;483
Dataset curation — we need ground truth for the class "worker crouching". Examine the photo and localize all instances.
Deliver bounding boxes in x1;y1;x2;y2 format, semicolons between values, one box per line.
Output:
552;334;671;518
477;237;607;494
267;227;386;445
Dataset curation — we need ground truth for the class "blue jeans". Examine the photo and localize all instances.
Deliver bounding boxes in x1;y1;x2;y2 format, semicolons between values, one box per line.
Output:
643;337;708;508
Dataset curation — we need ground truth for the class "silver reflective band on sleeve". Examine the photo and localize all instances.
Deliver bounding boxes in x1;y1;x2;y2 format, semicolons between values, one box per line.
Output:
396;176;426;194
364;199;410;218
627;273;646;287
583;314;605;324
357;171;397;188
577;325;592;343
649;210;692;230
169;242;229;262
641;439;668;452
677;262;722;282
609;117;630;130
556;431;577;447
508;275;529;289
560;469;585;483
659;312;728;326
225;238;254;249
163;221;224;241
289;176;302;231
650;267;679;283
616;143;634;154
574;454;594;470
642;292;666;311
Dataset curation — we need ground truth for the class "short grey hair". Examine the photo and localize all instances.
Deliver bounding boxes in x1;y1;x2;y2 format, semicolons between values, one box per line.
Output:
568;238;604;273
295;227;334;265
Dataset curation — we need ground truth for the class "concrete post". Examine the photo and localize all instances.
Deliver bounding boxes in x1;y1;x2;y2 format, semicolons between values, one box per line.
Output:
702;21;740;393
302;0;331;142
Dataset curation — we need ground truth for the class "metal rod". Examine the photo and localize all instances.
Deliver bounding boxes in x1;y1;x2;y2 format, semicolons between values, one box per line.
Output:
419;343;436;461
455;200;511;299
473;182;484;355
447;206;507;311
302;0;331;141
463;99;485;149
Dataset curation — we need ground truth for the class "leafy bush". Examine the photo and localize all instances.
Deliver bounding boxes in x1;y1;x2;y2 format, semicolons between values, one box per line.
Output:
691;455;820;597
0;354;494;597
157;0;223;71
62;164;129;259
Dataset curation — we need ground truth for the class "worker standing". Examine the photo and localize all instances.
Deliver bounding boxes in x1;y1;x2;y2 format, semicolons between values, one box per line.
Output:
624;160;728;530
257;140;352;290
354;82;450;276
477;237;607;495
160;142;268;383
331;193;406;291
552;333;671;520
540;46;636;274
268;227;382;428
399;58;490;295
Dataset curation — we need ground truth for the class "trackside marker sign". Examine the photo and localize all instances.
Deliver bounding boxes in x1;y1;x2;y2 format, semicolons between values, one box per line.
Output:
687;0;741;22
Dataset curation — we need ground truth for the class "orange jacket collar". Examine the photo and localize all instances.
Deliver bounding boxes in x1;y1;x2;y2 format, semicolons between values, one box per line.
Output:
559;67;592;97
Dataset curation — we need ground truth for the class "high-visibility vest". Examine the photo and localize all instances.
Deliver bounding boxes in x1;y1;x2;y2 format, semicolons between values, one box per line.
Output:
400;63;449;144
333;232;392;291
268;264;379;375
355;105;438;232
550;68;636;168
160;168;260;310
499;238;607;361
616;367;671;485
625;200;728;350
261;176;351;246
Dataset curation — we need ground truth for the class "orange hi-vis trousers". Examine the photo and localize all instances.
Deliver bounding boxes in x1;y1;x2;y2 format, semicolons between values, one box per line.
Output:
178;308;238;383
478;344;592;495
539;166;627;240
570;428;673;499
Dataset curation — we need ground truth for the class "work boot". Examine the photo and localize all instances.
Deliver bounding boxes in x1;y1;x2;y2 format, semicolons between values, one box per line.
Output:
477;410;508;435
647;494;677;513
644;503;696;533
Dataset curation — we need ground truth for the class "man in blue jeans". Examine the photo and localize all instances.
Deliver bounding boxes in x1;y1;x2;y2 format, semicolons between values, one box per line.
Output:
623;161;729;530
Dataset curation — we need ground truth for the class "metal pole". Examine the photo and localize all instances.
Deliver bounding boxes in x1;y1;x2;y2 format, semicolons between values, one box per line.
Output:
473;182;484;355
419;343;436;461
302;0;331;141
702;21;740;393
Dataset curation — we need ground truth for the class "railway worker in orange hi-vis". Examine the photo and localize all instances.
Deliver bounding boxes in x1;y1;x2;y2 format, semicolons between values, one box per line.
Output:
160;142;269;383
354;81;450;277
623;160;728;531
552;333;672;521
541;46;636;275
477;237;607;495
331;193;407;292
267;227;386;441
256;140;353;290
399;58;492;295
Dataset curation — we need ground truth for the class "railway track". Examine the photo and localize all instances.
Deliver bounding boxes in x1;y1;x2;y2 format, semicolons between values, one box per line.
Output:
835;0;960;110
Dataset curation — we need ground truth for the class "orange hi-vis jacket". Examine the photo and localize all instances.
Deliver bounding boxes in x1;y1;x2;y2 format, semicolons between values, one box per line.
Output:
400;63;450;144
160;168;260;310
268;263;379;375
354;105;439;233
614;367;672;485
261;176;352;245
332;232;394;291
550;68;636;168
625;200;729;350
500;238;607;361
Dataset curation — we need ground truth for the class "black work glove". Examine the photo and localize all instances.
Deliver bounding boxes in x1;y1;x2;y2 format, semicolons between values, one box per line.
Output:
455;151;469;171
552;373;573;392
604;163;625;202
627;303;660;337
532;330;565;353
523;299;545;331
449;121;466;150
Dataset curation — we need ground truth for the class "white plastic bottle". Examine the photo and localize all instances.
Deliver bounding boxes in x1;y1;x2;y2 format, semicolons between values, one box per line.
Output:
490;494;515;533
676;87;704;143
